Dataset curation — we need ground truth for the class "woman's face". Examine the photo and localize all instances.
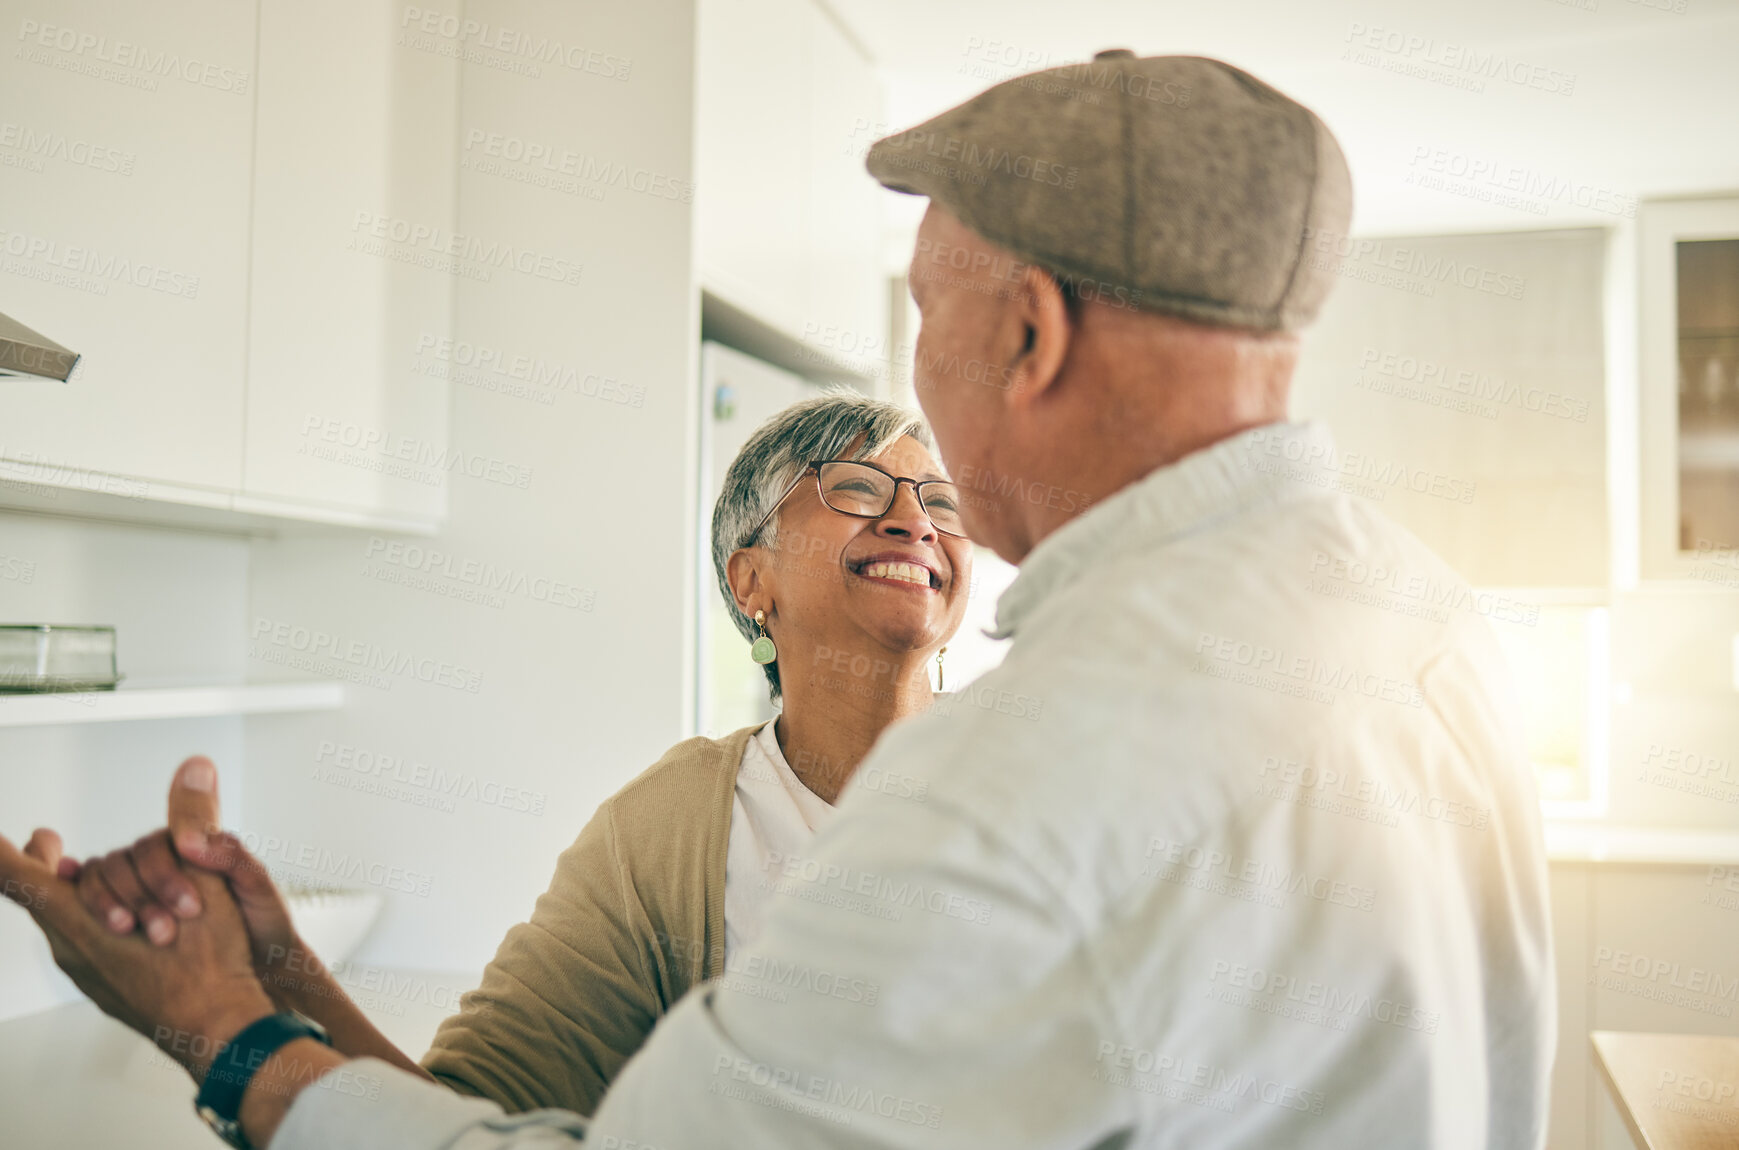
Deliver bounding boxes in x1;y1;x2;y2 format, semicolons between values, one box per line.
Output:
751;436;972;669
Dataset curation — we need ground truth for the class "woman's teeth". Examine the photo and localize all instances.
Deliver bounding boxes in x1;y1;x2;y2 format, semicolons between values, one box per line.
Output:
861;561;931;587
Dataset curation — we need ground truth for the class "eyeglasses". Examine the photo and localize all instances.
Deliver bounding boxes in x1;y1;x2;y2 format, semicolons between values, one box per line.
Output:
745;460;967;545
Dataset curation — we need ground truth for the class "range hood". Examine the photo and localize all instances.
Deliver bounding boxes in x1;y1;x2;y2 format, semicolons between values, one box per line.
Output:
0;308;80;382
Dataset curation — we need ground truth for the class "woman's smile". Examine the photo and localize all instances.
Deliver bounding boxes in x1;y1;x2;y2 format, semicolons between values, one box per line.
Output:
849;552;944;591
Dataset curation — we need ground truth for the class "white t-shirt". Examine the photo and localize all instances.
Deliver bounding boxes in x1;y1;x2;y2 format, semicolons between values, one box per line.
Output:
722;719;835;961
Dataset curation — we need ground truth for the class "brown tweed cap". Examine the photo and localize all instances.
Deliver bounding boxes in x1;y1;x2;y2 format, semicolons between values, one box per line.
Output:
867;51;1352;333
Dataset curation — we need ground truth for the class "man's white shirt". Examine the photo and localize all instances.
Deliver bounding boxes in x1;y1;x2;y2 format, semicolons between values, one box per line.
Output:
273;421;1555;1150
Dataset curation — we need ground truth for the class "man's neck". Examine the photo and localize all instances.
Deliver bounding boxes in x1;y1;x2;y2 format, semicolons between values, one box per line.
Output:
996;316;1295;563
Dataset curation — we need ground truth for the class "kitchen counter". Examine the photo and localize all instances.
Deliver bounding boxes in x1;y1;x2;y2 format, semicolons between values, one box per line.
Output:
0;968;476;1149
1545;822;1739;865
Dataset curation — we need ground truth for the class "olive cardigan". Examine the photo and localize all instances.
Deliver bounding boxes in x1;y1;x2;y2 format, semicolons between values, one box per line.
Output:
419;724;759;1116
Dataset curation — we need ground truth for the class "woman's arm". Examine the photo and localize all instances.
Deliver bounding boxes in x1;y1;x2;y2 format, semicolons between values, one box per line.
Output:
419;799;672;1116
254;934;435;1082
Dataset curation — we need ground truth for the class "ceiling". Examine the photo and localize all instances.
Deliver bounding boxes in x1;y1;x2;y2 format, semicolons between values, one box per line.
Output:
827;0;1739;259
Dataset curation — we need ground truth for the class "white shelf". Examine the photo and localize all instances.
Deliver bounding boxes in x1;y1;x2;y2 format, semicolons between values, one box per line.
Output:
0;681;344;728
0;458;441;537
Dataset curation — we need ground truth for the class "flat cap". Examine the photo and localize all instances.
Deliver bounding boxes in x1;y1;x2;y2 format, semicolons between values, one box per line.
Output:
867;53;1352;332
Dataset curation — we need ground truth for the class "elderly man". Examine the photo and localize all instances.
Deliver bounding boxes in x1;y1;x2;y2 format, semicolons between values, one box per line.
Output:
2;52;1554;1149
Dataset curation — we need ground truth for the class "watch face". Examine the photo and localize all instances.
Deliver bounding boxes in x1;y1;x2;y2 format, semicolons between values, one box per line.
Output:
197;1104;248;1149
288;1010;332;1045
191;1011;330;1149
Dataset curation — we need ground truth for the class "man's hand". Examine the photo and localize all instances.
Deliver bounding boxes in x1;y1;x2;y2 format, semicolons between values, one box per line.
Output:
0;831;276;1080
62;757;299;974
27;756;435;1089
4;828;357;1150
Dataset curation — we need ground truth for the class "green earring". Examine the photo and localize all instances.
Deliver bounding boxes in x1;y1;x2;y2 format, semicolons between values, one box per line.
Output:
750;610;778;665
936;645;947;692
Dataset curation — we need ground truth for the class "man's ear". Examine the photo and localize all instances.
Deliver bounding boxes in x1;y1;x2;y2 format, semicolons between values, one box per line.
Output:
1008;266;1073;402
725;549;770;621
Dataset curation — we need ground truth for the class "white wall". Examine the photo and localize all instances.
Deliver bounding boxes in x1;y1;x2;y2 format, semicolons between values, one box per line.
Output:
242;0;701;979
0;513;249;1020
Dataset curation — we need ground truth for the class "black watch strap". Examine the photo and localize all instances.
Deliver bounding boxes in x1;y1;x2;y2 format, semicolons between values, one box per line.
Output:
195;1011;332;1149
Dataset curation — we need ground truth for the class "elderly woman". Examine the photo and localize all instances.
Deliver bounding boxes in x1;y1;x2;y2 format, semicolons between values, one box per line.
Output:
45;391;971;1118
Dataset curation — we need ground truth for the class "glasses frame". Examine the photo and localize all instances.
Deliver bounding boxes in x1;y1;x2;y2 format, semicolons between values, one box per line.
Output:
743;459;967;546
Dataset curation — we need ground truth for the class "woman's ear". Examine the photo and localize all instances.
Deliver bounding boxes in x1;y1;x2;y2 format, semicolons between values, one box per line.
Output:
725;549;769;621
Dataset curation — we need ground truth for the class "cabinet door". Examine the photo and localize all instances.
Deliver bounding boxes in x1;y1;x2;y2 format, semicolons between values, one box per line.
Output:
240;0;456;523
1587;867;1739;1149
804;4;886;368
695;0;812;334
1292;228;1609;587
1639;196;1739;581
0;1;255;491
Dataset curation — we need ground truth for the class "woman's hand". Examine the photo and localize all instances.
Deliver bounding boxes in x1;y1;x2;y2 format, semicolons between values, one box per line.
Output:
62;757;305;992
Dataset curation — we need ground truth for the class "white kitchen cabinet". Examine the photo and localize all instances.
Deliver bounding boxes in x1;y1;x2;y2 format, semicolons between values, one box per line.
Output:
1586;866;1739;1149
1291;228;1610;588
696;0;885;354
1638;195;1739;581
0;0;257;491
696;0;812;334
804;2;886;363
240;0;457;526
1545;854;1739;1150
0;0;457;532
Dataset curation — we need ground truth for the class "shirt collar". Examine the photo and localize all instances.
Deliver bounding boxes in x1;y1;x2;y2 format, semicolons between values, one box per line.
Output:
989;420;1335;639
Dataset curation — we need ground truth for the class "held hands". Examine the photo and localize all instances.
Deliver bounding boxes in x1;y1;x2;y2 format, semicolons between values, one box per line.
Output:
61;757;305;990
0;755;319;1081
5;756;429;1142
0;822;274;1081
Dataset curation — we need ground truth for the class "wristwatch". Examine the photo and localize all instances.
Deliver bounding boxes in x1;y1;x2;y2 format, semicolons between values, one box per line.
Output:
194;1011;332;1149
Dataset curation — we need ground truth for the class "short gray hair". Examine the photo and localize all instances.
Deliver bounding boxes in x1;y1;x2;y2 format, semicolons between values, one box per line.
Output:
711;389;934;700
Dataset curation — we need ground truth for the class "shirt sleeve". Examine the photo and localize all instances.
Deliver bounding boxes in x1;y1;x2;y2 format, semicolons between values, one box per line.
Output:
268;1057;589;1150
419;801;669;1117
275;716;1134;1150
583;761;1136;1149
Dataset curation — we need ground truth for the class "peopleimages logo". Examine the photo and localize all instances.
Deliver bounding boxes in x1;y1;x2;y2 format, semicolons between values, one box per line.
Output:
1590;946;1739;1017
0;121;136;175
461;130;693;202
1356;346;1589;422
1194;631;1425;710
1206;958;1440;1034
1091;1042;1326;1115
1298;227;1526;300
762;849;995;926
1240;428;1478;506
315;741;547;815
16;19;253;94
399;7;632;80
364;537;594;610
349;211;583;287
0;553;36;584
1144;835;1377;913
250;617;483;694
300;416;534;490
1341;21;1576;96
1259;755;1490;830
0;226;201;299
